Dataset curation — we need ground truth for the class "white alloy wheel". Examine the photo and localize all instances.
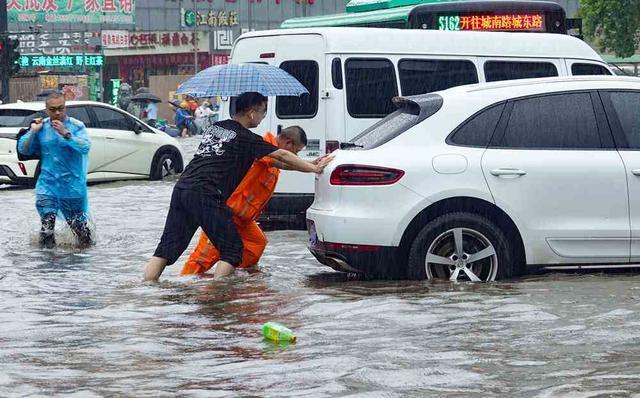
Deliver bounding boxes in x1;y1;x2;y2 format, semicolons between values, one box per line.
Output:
425;227;498;282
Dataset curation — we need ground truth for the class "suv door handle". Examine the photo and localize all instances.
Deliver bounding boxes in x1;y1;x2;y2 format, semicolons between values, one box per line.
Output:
632;169;640;176
490;168;527;177
105;137;115;140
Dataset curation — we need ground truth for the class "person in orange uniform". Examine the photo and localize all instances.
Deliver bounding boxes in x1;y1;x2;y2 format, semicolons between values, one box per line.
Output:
181;126;327;275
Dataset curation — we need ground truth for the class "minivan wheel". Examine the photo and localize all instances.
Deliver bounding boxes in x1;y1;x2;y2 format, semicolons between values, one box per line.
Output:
407;212;514;282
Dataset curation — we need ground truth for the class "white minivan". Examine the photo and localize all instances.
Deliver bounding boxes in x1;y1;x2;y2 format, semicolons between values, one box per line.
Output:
222;27;613;228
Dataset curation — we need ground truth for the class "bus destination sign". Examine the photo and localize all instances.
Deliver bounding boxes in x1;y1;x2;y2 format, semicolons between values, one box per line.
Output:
438;14;545;32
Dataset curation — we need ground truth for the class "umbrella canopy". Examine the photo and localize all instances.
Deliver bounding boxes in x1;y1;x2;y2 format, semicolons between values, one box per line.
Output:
130;92;162;103
176;63;309;98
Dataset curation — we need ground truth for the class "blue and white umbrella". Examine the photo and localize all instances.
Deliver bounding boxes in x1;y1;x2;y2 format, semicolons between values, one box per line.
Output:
176;63;309;98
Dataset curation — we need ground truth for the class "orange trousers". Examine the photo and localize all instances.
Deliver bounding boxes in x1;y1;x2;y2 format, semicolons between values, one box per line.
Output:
181;218;267;274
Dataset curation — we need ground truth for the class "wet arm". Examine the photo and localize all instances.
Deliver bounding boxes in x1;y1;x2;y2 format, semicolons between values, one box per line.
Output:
17;130;40;155
268;149;318;173
62;126;91;154
271;159;296;170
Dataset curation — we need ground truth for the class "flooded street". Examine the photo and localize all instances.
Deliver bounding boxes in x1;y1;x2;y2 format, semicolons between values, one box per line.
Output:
1;141;640;397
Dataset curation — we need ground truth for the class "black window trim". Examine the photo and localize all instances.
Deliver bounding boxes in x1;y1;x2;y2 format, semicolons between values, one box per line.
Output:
331;57;343;90
445;101;507;148
487;90;616;151
598;89;640;150
398;57;479;97
276;59;320;120
345;57;399;119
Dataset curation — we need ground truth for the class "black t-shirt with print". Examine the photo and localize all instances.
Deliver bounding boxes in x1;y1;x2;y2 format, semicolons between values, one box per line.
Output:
176;119;279;199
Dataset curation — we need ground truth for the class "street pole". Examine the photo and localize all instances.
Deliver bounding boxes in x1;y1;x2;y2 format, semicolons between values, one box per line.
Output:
193;0;198;75
0;0;9;103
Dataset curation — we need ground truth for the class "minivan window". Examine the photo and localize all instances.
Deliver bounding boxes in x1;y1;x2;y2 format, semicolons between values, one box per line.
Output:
0;109;39;127
399;59;478;96
484;61;558;82
571;63;612;76
345;58;398;118
449;103;505;147
496;93;601;149
276;60;319;118
607;91;640;148
351;94;443;149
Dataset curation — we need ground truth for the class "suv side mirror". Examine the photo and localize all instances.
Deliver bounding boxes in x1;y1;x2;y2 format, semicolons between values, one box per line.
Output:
133;122;143;134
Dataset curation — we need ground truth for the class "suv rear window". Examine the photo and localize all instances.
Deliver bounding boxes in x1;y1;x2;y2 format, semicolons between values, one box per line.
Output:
0;109;41;127
350;94;443;149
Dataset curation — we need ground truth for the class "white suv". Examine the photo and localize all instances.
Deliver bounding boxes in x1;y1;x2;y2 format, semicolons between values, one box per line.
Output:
307;76;640;282
0;101;185;186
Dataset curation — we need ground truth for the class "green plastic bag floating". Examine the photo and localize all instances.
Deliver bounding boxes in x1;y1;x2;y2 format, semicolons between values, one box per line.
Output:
262;322;297;343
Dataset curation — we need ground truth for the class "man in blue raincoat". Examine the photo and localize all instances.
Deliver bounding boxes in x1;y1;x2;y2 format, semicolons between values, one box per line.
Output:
18;93;93;248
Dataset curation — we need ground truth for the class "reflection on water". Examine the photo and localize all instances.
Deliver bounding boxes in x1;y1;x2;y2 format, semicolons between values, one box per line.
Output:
2;139;640;395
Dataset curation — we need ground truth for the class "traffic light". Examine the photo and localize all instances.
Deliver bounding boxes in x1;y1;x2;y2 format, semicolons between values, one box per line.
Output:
0;37;21;77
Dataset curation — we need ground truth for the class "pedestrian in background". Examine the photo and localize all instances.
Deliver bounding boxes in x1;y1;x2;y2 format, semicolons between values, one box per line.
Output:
145;101;158;128
175;101;194;138
17;93;93;248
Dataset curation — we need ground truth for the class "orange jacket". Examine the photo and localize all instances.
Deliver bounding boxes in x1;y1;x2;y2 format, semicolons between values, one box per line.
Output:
227;132;280;224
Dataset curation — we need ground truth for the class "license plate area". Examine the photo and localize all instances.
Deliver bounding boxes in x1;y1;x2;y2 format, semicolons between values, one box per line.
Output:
307;220;318;246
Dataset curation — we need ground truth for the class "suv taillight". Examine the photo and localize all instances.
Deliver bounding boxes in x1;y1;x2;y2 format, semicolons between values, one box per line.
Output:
330;165;405;186
326;140;339;154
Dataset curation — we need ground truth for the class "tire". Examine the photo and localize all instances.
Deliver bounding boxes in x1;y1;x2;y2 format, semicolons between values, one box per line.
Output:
407;212;516;282
150;150;181;181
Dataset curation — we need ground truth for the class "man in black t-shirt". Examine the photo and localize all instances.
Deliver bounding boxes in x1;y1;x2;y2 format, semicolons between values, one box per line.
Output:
144;92;332;281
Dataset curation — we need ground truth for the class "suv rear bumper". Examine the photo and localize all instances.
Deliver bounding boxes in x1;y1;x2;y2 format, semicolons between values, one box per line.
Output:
307;220;405;278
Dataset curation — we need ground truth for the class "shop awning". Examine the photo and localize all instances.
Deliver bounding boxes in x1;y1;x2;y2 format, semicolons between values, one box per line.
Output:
281;5;415;28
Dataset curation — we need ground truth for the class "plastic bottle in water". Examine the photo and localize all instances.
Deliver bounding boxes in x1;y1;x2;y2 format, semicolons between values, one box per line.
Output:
262;322;297;343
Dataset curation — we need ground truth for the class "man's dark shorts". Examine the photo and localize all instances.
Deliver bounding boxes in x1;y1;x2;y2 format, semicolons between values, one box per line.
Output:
153;187;242;266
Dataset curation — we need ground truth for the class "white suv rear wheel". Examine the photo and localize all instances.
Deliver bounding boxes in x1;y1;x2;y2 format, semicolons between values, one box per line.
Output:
407;212;516;281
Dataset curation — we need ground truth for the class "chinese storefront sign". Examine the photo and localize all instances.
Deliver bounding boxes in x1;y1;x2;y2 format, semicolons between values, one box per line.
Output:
102;30;129;49
10;31;101;56
211;53;229;66
183;9;240;28
169;0;314;4
41;75;58;89
127;32;196;49
110;79;121;106
438;14;545;32
7;0;135;25
104;31;208;56
18;54;104;68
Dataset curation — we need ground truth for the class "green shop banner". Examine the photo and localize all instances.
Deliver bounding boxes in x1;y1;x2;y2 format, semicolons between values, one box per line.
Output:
18;54;104;68
7;0;135;25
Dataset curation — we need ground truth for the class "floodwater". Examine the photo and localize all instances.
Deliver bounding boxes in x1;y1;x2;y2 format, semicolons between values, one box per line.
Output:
2;139;640;396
